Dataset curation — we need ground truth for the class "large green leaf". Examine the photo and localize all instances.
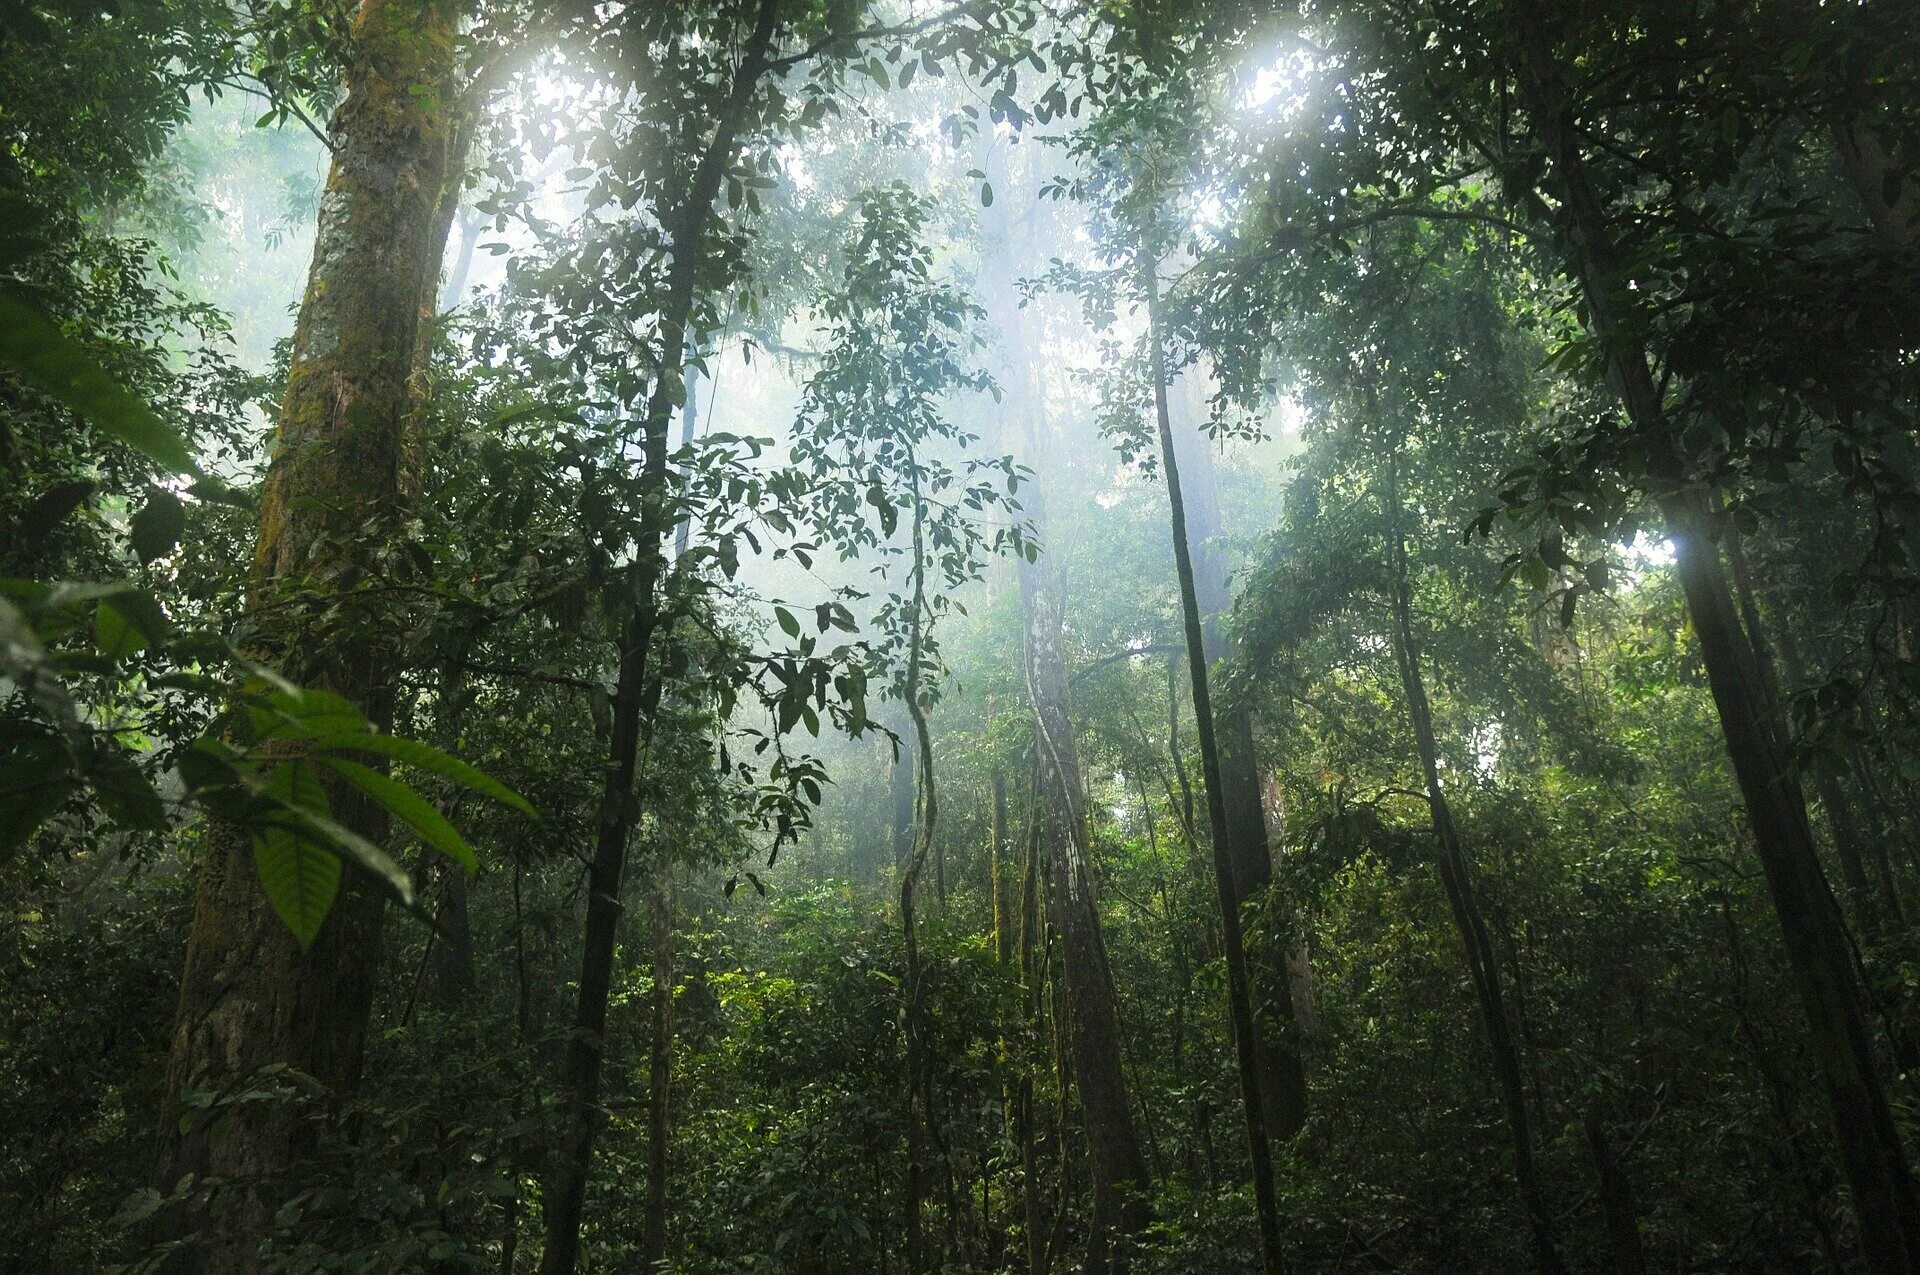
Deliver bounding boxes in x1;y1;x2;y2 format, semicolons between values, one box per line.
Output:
306;730;535;816
0;731;76;856
0;285;199;475
252;762;340;949
253;823;342;950
317;756;478;873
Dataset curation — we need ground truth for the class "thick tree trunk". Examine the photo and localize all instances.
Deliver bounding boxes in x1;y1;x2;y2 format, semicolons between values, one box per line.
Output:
1258;775;1321;1043
154;4;465;1269
1168;376;1310;1141
1514;18;1920;1269
540;5;781;1269
1144;263;1285;1274
1383;446;1562;1272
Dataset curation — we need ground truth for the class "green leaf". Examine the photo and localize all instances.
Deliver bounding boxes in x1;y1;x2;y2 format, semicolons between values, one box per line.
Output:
129;487;187;564
775;605;801;638
0;731;76;856
251;764;414;916
317;756;477;873
252;762;341;948
254;822;342;949
0;285;199;475
247;686;370;741
304;730;535;816
94;599;148;661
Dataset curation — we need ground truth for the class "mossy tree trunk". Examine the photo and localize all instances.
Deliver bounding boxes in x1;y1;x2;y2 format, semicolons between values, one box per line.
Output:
155;2;469;1270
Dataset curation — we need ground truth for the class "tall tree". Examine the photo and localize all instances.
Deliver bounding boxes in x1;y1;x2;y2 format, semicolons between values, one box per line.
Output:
156;3;472;1266
1504;12;1920;1264
1167;369;1310;1141
1382;438;1564;1272
1144;259;1286;1275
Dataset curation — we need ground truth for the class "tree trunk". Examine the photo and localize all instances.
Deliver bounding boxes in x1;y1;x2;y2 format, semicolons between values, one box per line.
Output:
1016;480;1150;1273
154;4;466;1268
1383;445;1563;1272
992;767;1012;967
1581;1105;1647;1275
1144;261;1285;1275
901;470;940;1275
640;869;674;1270
1168;374;1310;1142
1258;775;1321;1044
1514;18;1920;1269
1018;793;1049;1275
539;5;781;1269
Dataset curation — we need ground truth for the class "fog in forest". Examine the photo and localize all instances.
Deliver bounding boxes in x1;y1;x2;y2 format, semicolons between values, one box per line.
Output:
5;2;1919;1272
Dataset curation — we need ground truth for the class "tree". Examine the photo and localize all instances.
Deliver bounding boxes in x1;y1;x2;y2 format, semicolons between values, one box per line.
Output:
156;4;481;1265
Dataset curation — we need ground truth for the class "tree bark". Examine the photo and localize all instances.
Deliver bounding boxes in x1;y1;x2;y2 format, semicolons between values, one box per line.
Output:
1018;791;1049;1275
155;4;466;1268
1581;1106;1648;1275
1513;16;1920;1269
1144;261;1286;1275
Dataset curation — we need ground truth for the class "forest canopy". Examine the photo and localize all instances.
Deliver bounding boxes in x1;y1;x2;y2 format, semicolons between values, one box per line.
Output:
3;0;1919;1271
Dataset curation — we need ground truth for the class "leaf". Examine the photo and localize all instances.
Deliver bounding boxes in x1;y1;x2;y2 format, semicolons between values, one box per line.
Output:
254;821;342;949
256;774;414;912
317;756;477;873
252;762;341;948
248;686;370;741
775;605;801;638
94;598;148;661
304;730;535;816
0;730;75;856
130;487;186;563
980;181;994;208
19;479;94;547
0;285;199;475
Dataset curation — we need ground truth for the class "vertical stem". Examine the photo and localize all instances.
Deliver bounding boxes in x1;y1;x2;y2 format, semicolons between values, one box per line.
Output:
1382;441;1562;1272
1143;256;1286;1275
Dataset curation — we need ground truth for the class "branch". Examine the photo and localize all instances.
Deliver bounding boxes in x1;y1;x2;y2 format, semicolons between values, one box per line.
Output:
1068;643;1184;688
765;1;988;75
219;75;337;152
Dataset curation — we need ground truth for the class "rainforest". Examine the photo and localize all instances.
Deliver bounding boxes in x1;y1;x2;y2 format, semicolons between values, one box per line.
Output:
3;0;1919;1271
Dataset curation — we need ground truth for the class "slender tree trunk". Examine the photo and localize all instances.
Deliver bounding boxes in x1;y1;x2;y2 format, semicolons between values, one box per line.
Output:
1382;444;1563;1272
1168;376;1309;1141
1581;1105;1647;1275
1016;479;1150;1273
540;6;781;1269
901;468;940;1275
640;868;674;1270
1018;793;1048;1275
1144;260;1285;1275
155;5;466;1268
1514;19;1920;1269
993;767;1012;966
